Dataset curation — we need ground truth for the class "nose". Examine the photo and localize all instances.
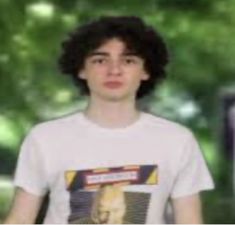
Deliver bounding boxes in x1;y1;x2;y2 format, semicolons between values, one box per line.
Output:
108;60;122;77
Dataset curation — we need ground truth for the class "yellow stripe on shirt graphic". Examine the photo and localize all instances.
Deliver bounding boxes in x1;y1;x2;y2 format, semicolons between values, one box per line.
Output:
146;168;158;184
65;171;77;187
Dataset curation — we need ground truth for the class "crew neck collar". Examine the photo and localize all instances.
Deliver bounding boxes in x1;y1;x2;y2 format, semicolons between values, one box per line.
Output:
78;111;148;134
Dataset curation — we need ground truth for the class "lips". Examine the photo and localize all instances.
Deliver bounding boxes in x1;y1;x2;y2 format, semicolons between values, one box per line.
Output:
103;81;123;88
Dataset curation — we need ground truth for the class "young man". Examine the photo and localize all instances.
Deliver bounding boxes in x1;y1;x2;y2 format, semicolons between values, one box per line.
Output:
5;16;214;224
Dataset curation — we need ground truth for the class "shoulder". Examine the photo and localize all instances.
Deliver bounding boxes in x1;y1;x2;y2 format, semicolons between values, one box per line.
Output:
144;112;194;140
28;111;83;139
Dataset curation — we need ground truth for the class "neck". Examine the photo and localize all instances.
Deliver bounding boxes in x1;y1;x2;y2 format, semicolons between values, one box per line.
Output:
84;96;141;128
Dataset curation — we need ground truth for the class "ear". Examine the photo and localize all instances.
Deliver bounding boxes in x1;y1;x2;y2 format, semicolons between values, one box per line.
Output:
141;73;150;81
78;70;86;80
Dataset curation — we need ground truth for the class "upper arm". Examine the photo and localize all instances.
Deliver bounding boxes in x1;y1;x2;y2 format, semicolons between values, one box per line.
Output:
172;193;203;224
4;187;44;224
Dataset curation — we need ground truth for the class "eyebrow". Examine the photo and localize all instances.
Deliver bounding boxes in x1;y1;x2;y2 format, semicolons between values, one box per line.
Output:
123;52;139;56
87;52;108;57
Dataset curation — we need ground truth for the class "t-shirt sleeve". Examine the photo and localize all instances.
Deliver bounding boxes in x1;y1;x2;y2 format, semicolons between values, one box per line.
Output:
171;132;214;199
13;129;49;196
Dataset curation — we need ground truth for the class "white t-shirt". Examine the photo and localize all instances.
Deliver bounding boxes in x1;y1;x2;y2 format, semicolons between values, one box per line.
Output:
14;112;214;224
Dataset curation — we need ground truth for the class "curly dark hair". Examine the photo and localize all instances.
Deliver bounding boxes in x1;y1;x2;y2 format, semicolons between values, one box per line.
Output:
58;16;169;99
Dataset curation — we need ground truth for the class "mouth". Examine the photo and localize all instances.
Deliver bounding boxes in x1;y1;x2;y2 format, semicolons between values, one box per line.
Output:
103;81;123;89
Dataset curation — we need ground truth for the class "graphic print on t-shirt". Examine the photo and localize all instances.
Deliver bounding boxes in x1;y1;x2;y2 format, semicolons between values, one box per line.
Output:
65;165;158;224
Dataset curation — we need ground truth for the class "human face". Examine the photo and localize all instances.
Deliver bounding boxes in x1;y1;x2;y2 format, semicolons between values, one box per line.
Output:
79;38;149;102
92;185;126;224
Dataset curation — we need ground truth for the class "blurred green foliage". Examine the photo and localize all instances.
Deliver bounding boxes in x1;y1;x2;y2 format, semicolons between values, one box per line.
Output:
0;177;14;223
0;0;235;223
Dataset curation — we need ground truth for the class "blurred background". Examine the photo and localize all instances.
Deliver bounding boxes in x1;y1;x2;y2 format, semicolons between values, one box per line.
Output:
0;0;235;223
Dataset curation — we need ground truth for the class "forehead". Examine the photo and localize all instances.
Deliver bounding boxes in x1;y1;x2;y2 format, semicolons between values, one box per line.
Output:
88;38;138;56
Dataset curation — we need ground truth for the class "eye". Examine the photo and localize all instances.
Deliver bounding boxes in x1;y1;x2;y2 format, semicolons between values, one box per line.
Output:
91;57;107;64
123;57;137;64
125;58;134;64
